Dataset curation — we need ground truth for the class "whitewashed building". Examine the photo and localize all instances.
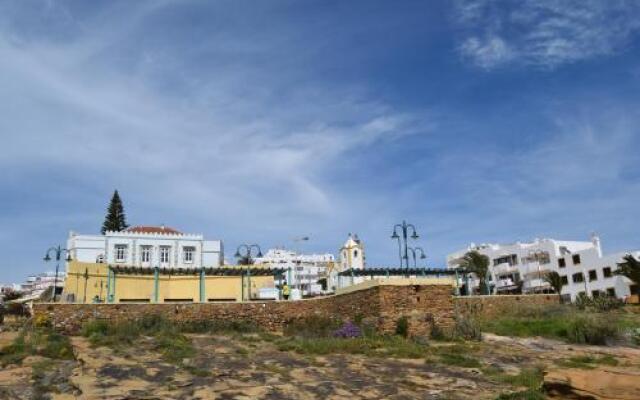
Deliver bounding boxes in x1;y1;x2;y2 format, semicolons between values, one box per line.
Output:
18;271;66;299
330;234;366;291
67;226;223;268
447;235;637;302
254;248;334;297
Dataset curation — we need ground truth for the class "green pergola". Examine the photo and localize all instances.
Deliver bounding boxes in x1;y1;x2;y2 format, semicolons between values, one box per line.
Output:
105;265;287;303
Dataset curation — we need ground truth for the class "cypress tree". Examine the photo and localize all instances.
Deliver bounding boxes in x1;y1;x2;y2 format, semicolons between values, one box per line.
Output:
101;190;129;234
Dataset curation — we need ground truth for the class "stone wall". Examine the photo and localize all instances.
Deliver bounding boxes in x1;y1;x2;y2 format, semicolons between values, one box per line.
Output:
33;283;456;337
453;294;561;319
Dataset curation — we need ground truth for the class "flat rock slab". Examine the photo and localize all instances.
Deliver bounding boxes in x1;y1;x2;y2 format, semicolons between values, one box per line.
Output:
545;368;640;400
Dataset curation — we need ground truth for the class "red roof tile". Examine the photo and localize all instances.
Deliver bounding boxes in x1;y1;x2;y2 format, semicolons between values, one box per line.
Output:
125;226;182;235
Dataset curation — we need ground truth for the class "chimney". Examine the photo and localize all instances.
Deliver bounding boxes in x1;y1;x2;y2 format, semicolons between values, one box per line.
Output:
591;232;602;257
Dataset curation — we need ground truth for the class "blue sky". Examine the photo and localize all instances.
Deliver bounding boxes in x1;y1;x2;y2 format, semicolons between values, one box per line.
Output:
1;0;640;283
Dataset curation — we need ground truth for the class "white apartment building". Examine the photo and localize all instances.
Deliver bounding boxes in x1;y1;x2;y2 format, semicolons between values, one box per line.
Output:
254;248;335;297
19;271;66;298
447;235;637;302
67;226;223;268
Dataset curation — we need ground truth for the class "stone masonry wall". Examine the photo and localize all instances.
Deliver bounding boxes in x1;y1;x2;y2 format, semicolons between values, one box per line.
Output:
453;294;560;319
33;284;455;337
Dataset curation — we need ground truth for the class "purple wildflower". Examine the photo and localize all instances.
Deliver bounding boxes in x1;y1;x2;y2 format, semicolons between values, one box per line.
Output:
332;322;362;338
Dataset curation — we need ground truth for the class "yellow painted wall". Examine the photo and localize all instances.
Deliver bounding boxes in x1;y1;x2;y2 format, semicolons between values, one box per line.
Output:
62;261;276;303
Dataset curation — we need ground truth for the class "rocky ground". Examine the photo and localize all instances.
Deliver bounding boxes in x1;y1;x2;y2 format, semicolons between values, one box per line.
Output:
1;327;639;399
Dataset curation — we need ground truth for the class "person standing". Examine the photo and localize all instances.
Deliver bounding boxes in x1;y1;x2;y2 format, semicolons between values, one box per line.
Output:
282;281;290;300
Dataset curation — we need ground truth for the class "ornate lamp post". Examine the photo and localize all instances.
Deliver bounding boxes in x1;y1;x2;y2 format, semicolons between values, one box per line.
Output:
391;220;419;269
407;246;426;268
234;244;263;264
234;244;263;301
43;246;72;302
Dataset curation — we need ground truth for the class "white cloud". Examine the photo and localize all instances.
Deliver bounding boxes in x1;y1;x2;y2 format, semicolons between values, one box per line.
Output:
459;35;513;69
0;1;434;266
455;0;640;68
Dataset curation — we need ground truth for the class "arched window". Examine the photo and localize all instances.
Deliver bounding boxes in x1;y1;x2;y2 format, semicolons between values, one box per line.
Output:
354;250;358;258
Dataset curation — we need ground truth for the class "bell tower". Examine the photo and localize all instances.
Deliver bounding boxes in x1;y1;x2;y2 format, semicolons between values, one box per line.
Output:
339;233;365;271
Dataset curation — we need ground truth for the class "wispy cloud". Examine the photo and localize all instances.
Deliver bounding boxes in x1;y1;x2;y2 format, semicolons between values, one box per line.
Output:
0;1;437;279
455;0;640;68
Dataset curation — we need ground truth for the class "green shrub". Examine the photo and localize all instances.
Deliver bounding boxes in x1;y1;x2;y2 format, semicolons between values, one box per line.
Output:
0;327;74;366
277;335;429;358
5;303;28;317
479;304;620;345
565;314;618;345
395;316;409;338
575;294;624;312
437;353;481;368
556;354;619;369
498;367;544;389
453;315;482;341
41;331;74;360
180;319;259;334
283;316;342;338
82;316;195;366
495;389;545;400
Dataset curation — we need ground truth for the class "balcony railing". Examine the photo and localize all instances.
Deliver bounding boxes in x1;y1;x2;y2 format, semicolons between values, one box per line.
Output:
520;262;552;277
495;278;515;288
522;278;550;291
492;262;518;275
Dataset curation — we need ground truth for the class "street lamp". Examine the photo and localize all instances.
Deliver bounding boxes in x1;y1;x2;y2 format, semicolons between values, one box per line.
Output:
407;246;427;268
43;246;72;302
234;244;263;264
235;244;263;302
390;220;419;269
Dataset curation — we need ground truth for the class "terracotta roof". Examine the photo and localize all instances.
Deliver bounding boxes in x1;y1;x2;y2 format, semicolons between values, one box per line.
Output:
125;226;182;235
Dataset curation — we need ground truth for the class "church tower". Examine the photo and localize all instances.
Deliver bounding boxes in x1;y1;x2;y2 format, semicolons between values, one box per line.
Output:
339;233;365;271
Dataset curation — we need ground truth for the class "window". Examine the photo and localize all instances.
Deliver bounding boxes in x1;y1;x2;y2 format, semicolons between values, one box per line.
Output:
493;254;518;266
603;267;613;278
572;273;584;283
588;270;597;282
115;245;127;263
572;254;581;265
560;275;568;285
141;246;151;263
160;246;170;263
354;250;358;258
522;251;551;265
592;290;600;297
183;246;195;263
606;288;616;297
558;258;566;268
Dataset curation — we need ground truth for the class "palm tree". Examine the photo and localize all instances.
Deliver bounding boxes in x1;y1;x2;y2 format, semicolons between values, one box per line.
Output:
543;271;564;300
616;254;640;294
459;250;491;295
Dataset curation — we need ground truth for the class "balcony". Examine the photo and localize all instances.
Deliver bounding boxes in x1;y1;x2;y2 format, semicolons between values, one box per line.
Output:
520;262;552;277
495;278;516;288
493;262;518;275
522;278;550;293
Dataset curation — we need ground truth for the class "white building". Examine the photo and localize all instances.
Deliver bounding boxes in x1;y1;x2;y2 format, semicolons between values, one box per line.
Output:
254;248;334;297
18;271;66;299
330;234;366;290
447;235;637;302
67;225;223;268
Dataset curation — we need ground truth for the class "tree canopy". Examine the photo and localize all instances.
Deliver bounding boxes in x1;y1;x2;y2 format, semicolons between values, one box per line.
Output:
459;250;491;295
101;190;128;234
616;254;640;294
543;271;564;296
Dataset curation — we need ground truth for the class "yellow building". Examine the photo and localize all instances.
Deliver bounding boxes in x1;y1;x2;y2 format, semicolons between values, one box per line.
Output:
62;261;284;303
